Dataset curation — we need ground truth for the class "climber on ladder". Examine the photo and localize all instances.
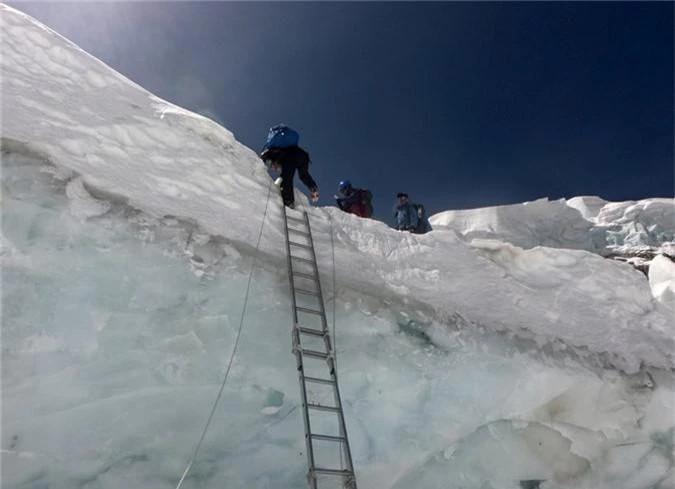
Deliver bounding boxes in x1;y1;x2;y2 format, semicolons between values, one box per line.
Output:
178;127;354;489
258;124;357;488
260;124;320;209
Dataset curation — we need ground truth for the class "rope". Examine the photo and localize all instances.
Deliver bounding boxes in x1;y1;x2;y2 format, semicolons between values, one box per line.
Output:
328;213;338;371
303;199;337;369
327;213;344;471
176;181;275;489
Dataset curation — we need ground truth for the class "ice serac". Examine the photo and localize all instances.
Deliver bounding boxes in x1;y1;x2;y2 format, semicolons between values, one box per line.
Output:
566;195;608;222
430;196;675;257
596;199;675;251
429;197;598;251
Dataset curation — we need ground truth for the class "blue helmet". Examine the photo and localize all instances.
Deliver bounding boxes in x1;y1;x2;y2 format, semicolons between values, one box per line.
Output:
338;180;352;195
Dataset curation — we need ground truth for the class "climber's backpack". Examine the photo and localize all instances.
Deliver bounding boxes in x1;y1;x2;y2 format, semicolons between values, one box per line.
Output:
264;124;299;150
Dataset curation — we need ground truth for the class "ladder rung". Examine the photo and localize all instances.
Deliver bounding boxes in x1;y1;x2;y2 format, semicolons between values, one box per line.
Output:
304;376;335;385
296;306;323;316
297;326;326;337
291;255;314;265
292;271;316;280
289;241;313;250
295;288;319;297
312;467;354;477
288;228;310;237
307;403;340;413
286;215;306;224
311;433;346;443
300;349;329;360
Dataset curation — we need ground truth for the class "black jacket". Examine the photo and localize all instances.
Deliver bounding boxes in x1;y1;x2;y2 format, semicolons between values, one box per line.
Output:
262;146;317;205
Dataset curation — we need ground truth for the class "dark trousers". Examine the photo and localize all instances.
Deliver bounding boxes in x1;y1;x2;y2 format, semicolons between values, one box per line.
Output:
280;161;317;206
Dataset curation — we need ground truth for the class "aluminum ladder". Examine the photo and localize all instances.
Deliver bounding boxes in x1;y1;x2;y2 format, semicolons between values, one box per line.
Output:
281;205;358;489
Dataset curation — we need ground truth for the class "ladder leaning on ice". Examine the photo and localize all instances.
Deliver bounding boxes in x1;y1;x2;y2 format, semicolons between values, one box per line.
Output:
281;205;358;489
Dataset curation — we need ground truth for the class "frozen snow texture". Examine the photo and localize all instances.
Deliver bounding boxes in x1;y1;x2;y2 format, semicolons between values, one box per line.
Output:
649;255;675;309
431;196;675;256
2;4;674;489
566;195;608;221
597;199;675;251
430;197;599;251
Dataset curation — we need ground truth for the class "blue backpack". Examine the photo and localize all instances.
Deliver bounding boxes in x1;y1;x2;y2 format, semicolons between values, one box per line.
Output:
264;124;299;150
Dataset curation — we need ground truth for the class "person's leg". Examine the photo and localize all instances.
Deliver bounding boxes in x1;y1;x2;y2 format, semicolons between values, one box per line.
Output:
280;163;296;206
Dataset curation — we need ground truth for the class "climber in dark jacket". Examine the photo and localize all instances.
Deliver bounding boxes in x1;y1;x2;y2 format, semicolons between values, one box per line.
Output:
261;146;319;208
394;192;433;234
394;193;419;231
335;180;373;218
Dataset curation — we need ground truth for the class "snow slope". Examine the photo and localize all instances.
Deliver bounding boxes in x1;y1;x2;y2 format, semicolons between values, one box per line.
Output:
2;4;672;373
2;4;674;489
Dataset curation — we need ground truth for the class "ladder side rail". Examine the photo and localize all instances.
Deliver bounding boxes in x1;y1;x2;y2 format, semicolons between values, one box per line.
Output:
302;212;329;333
295;334;318;489
313;347;358;488
282;207;301;329
327;356;357;488
283;207;318;488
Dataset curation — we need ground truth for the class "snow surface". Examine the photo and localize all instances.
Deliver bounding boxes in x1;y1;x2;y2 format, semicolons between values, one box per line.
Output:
649;255;675;310
431;196;675;256
2;5;674;489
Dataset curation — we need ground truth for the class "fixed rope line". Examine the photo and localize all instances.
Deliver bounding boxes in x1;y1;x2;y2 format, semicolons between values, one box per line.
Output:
303;205;338;372
328;213;338;372
327;213;344;471
296;195;340;374
176;181;275;489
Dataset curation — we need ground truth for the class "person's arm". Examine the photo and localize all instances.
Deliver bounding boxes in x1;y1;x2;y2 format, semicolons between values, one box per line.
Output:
295;159;319;202
297;166;317;193
394;207;404;230
342;192;359;206
407;204;419;230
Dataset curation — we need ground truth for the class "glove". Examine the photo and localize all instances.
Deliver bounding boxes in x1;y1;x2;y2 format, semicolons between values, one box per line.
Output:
310;190;319;202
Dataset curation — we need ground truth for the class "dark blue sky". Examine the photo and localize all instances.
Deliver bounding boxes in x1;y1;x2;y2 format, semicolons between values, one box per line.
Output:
14;2;674;221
